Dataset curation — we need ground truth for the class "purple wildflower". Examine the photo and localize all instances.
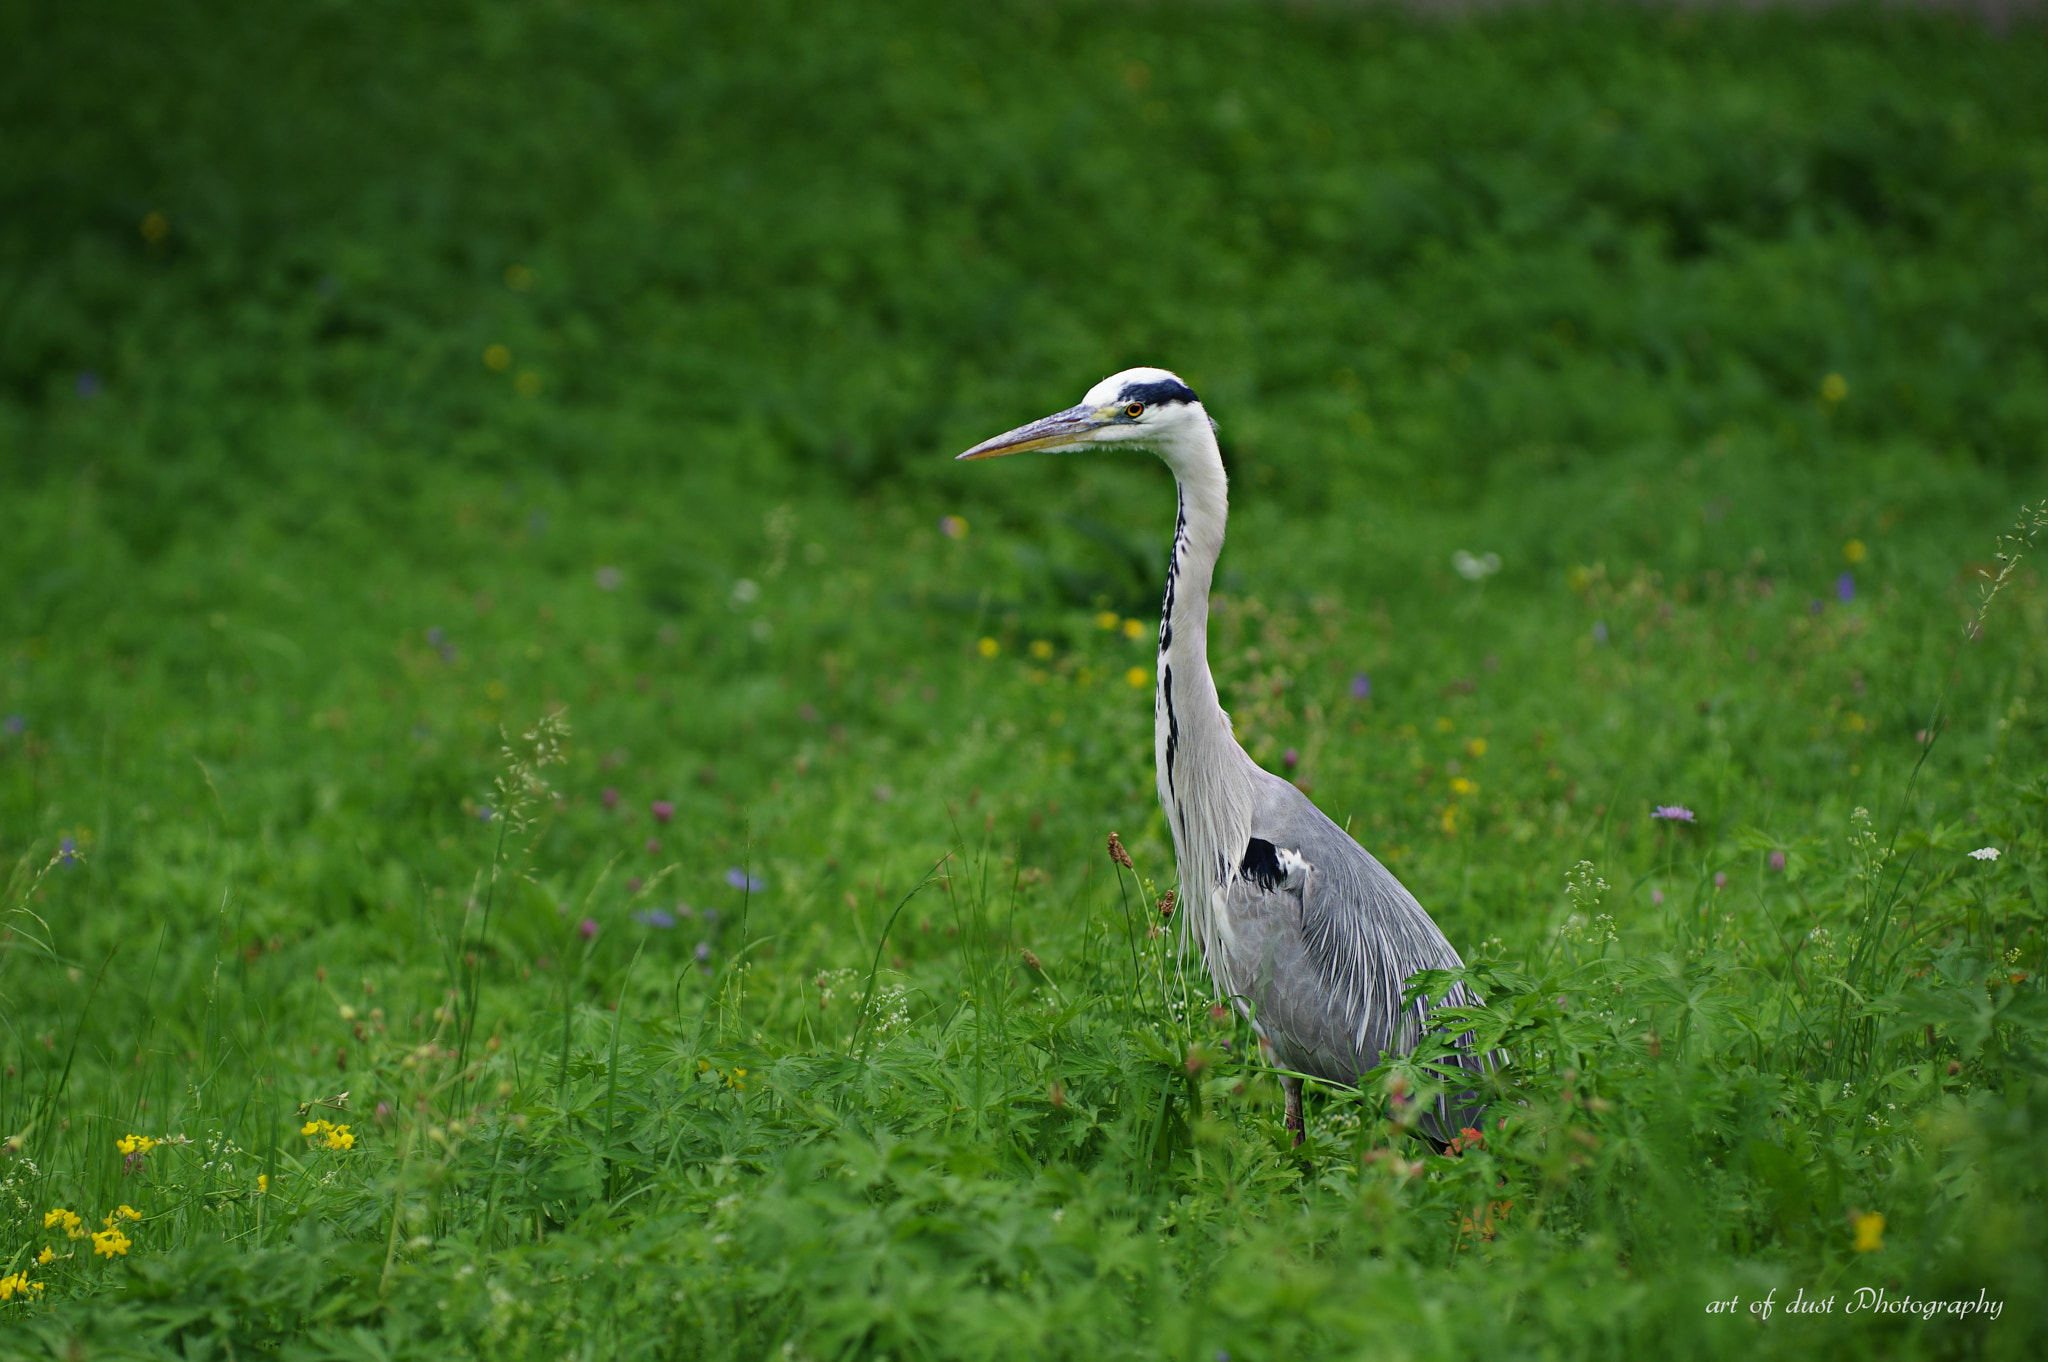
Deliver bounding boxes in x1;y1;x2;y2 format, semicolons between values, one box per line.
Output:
1809;599;1825;615
676;902;696;918
1651;889;1664;906
478;806;494;822
427;627;446;648
1283;747;1299;770
1713;872;1728;889
76;371;101;398
578;918;598;940
938;515;968;540
1836;572;1855;603
627;877;643;893
1651;805;1695;823
3;715;23;734
59;836;78;866
633;908;676;929
1350;671;1371;700
651;800;674;823
1592;621;1609;644
694;942;711;963
726;867;764;893
602;786;618;809
1768;850;1786;872
644;838;661;855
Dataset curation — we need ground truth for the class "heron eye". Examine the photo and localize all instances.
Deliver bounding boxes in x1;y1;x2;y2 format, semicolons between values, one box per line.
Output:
1124;401;1144;418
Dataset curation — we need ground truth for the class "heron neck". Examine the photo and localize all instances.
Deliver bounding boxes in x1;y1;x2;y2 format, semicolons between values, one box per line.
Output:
1155;428;1257;914
1159;460;1226;702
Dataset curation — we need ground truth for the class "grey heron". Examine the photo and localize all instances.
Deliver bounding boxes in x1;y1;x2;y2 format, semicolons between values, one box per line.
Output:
959;368;1489;1147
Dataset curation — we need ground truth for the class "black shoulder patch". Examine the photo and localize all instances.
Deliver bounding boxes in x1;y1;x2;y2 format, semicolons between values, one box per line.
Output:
1239;837;1283;891
1117;377;1199;409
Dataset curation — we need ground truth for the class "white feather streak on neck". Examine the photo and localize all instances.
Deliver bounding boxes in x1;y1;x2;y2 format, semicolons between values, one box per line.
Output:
1152;414;1258;997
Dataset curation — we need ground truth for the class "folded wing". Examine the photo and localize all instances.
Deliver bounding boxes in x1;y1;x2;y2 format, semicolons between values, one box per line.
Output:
1214;772;1492;1140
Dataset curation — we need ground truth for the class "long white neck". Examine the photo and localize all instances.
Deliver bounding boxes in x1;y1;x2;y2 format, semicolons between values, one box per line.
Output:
1152;415;1259;982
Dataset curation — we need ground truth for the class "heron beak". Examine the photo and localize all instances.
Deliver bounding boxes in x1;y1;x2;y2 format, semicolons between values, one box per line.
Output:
956;405;1108;461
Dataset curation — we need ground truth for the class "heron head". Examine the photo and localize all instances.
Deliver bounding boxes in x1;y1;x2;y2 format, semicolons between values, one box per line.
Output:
956;367;1212;463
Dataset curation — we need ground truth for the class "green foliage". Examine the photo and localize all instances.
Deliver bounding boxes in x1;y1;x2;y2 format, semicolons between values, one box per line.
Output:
2;0;2046;1357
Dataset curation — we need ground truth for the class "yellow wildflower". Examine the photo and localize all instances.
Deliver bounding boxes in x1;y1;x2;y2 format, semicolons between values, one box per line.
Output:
977;637;999;658
1124;666;1149;689
258;1174;269;1194
43;1208;84;1240
115;1133;158;1157
301;1117;353;1149
1843;539;1866;564
1094;611;1120;631
1465;737;1487;759
1028;639;1054;660
1820;373;1848;404
37;1246;55;1265
1121;617;1147;640
112;1205;142;1224
1449;776;1477;797
91;1226;130;1257
0;1271;45;1301
1854;1211;1885;1253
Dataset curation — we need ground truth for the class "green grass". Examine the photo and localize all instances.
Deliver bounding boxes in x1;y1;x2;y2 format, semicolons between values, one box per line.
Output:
2;0;2047;1356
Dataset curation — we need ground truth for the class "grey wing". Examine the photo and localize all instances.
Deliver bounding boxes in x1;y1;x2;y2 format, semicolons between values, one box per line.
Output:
1211;866;1365;1084
1244;775;1494;1138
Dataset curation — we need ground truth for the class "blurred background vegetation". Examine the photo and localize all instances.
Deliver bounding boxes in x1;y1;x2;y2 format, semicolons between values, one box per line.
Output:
1;1;2045;1357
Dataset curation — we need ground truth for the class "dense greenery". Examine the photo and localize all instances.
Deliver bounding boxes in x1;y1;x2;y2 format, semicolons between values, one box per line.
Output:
2;0;2045;1356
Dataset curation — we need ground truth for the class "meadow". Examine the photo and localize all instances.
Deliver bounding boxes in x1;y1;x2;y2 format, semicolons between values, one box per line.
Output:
2;0;2046;1356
